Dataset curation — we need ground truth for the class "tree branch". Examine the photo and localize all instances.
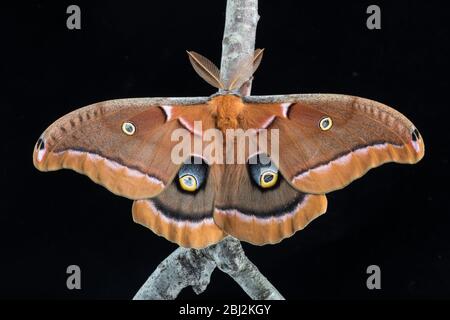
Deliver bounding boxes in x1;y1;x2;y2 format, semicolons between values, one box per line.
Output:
220;0;259;95
133;237;284;300
133;0;285;301
204;237;284;300
133;247;216;300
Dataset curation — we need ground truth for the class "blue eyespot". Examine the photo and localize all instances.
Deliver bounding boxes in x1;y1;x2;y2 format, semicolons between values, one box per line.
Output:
248;154;279;189
178;156;208;192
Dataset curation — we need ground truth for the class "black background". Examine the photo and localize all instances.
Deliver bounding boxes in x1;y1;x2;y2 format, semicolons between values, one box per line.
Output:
1;1;449;299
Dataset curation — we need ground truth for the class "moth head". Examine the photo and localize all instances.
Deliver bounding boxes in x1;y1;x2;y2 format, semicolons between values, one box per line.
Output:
248;153;279;189
177;156;208;193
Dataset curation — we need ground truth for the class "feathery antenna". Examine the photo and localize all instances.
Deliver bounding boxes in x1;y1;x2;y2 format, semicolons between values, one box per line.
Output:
187;49;264;91
187;51;224;89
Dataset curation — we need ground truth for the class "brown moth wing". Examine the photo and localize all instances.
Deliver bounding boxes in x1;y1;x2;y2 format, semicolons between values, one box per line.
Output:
164;104;217;135
213;163;327;246
33;98;209;199
239;103;285;130
245;94;425;194
133;164;225;249
130;100;227;248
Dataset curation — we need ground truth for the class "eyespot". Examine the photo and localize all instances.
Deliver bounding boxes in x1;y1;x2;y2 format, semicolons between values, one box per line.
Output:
36;138;45;150
260;171;278;188
179;174;198;192
411;128;421;142
122;122;136;136
177;156;208;192
248;154;279;189
319;117;333;131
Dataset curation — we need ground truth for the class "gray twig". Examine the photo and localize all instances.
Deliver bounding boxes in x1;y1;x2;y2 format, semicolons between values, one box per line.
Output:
133;247;216;300
133;0;285;301
204;237;284;300
133;237;284;300
220;0;259;94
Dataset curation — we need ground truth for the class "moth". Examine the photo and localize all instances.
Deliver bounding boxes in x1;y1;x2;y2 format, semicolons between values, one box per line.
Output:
33;50;425;249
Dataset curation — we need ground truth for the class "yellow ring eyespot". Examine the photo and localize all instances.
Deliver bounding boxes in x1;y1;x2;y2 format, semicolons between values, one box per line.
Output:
319;117;333;131
122;122;136;135
260;171;278;189
179;174;198;192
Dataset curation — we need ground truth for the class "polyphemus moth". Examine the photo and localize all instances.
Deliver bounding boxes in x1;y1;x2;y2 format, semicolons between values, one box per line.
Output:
33;50;425;249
